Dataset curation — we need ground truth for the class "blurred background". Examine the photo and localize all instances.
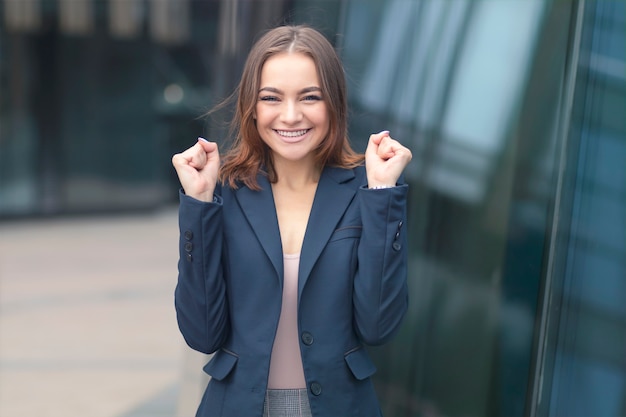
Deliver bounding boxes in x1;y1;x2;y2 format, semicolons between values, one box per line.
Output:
0;0;624;416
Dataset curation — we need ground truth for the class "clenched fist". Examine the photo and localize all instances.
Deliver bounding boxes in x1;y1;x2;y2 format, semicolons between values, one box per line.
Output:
365;131;412;188
171;137;220;202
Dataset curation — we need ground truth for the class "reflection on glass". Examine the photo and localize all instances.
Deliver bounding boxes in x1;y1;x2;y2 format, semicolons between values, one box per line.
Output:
3;0;41;32
59;0;94;34
340;1;577;416
538;1;626;417
149;0;190;45
108;0;144;38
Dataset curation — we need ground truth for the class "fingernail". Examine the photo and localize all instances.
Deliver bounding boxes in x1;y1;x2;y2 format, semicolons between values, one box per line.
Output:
198;137;209;143
377;130;390;135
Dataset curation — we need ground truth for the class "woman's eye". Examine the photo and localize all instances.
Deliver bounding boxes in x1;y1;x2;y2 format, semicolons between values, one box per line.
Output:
260;96;279;102
303;95;322;102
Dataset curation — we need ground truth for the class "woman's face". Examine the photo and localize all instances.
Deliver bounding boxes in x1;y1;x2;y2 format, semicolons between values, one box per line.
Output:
255;52;330;167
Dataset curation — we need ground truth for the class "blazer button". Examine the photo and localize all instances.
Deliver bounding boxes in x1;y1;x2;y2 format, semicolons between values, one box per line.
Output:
310;382;322;396
301;332;314;346
392;241;402;251
184;242;193;252
184;230;193;240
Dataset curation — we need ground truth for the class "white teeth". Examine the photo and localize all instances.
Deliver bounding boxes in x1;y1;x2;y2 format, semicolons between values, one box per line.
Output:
276;129;308;137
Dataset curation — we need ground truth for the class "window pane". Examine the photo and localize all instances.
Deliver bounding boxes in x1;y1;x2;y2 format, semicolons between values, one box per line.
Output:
538;2;626;416
339;1;576;416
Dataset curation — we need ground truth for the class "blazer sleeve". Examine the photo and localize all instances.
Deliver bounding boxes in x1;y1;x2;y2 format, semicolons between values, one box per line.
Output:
353;184;409;345
174;190;229;354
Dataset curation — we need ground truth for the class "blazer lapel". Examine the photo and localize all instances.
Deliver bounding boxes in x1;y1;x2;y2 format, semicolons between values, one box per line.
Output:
233;174;283;282
232;167;358;291
298;166;357;297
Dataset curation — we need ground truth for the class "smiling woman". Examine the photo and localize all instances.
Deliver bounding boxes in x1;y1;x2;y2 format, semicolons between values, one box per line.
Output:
1;1;622;416
254;53;330;169
171;25;412;417
217;25;367;192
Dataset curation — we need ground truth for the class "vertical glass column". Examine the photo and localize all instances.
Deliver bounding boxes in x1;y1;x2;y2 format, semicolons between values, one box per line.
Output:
534;1;626;416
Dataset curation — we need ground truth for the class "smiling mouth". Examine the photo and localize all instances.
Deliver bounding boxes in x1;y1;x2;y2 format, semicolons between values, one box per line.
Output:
275;129;310;138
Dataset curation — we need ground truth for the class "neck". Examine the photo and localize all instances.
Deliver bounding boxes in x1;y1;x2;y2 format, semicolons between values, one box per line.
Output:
273;158;321;190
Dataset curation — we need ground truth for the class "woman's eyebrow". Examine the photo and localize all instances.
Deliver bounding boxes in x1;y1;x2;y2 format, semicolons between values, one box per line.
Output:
258;86;322;94
300;86;322;94
259;86;282;94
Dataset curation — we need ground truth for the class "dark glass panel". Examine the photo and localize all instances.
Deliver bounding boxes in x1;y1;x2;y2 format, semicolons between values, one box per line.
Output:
336;1;576;416
535;2;626;417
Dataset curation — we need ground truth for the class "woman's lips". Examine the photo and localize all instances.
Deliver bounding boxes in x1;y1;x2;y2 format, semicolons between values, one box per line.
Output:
274;129;311;142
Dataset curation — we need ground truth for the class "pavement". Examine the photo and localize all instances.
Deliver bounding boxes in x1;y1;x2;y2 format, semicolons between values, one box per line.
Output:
0;208;209;417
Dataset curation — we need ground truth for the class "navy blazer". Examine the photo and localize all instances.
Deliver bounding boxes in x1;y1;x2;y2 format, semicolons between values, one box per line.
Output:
175;165;409;417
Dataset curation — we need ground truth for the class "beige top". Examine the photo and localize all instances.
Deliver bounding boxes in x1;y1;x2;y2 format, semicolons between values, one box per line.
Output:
267;253;306;389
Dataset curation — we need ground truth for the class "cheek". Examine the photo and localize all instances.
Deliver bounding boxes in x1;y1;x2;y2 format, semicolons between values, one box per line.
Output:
312;106;330;127
254;106;275;126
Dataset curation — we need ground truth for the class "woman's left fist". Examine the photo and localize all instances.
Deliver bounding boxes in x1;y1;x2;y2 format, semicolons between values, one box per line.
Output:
365;130;412;188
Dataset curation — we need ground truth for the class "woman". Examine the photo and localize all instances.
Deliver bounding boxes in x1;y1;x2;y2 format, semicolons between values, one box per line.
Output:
171;25;412;417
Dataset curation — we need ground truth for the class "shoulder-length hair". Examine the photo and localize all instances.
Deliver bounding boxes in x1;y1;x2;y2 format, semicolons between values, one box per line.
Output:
218;25;363;190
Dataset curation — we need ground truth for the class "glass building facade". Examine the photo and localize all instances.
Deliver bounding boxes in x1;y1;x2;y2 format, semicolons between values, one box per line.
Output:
1;1;624;416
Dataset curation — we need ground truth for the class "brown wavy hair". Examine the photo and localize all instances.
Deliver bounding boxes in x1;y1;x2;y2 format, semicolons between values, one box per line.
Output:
218;25;363;190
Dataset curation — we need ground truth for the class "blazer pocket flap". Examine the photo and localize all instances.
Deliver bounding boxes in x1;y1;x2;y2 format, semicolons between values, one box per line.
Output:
203;349;238;381
330;226;362;242
345;348;377;380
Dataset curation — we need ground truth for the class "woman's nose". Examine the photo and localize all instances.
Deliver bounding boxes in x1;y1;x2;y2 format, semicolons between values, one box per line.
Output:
280;100;302;123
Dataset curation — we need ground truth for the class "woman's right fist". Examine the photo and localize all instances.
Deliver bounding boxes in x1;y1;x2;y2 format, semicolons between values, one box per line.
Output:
171;137;220;202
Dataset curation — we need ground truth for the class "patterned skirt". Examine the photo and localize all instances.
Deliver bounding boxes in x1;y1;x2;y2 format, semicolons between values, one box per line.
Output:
263;389;312;417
